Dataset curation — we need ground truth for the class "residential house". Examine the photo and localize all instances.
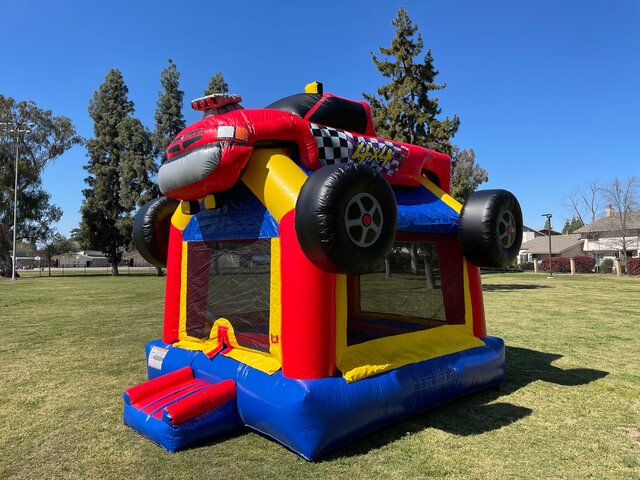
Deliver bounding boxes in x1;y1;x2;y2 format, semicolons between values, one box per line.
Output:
518;233;584;264
517;225;563;264
574;209;640;265
521;225;544;244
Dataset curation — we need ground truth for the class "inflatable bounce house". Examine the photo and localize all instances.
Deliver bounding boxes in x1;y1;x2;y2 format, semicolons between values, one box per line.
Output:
124;82;523;459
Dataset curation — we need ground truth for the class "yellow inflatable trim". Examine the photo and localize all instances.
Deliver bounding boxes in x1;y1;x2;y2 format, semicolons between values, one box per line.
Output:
174;339;281;375
337;325;485;383
175;318;281;375
420;177;463;214
269;238;282;362
305;81;323;94
171;201;193;230
241;148;308;221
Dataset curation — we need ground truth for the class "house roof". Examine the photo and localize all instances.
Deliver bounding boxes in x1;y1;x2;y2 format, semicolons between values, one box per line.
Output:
519;234;583;255
574;211;640;234
75;250;107;259
538;228;562;236
522;225;561;235
523;225;541;233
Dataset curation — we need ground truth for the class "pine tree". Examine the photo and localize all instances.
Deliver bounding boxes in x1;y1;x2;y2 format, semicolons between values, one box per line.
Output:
204;72;229;96
122;115;164;276
118;116;156;211
562;216;584;234
153;59;185;166
148;59;186;276
364;8;460;155
79;68;152;276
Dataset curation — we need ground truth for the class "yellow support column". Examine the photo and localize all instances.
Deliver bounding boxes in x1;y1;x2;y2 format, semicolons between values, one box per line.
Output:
241;148;308;220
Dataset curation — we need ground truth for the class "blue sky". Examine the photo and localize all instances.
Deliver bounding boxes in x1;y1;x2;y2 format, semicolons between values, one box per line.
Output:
1;0;638;235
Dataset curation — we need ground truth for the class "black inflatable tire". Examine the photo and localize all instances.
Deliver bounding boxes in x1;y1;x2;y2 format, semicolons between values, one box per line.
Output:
295;163;397;274
458;189;523;268
133;197;180;268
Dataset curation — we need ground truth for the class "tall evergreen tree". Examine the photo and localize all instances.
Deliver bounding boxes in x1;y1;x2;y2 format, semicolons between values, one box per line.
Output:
364;8;460;155
121;115;163;276
153;59;185;166
119;116;156;211
204;72;229;96
149;59;186;276
0;95;80;276
79;69;152;276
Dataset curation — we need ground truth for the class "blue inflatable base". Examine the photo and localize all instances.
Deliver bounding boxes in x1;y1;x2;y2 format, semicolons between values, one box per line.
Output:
123;396;241;452
137;336;504;459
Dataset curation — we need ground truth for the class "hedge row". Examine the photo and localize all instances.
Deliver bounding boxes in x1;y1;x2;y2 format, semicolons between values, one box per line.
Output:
535;256;640;274
572;256;596;273
628;257;640;275
539;257;571;273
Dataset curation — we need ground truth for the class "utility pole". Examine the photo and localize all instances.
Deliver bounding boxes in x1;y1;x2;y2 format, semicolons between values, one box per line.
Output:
542;213;554;279
1;121;31;280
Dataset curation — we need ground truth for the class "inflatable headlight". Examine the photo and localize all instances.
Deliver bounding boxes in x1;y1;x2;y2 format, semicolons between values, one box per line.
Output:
216;126;248;143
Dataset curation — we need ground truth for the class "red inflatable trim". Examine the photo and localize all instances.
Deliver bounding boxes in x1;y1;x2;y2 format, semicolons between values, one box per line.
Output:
164;379;236;426
423;150;452;194
166;109;320;172
124;366;194;405
280;210;337;379
389;143;430;188
163;223;183;344
467;262;487;338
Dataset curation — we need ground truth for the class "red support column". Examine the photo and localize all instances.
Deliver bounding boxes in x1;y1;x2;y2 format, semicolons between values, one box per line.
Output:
279;211;336;379
163;224;183;344
467;262;487;339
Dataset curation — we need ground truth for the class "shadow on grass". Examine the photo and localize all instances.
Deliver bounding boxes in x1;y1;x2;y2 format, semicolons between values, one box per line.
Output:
504;346;608;388
322;345;608;460
187;429;247;452
482;284;552;291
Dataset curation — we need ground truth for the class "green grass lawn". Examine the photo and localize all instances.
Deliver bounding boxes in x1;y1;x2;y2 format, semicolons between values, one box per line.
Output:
0;273;638;479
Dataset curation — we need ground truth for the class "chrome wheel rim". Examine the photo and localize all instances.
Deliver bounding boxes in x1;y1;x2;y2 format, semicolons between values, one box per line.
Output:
345;193;383;248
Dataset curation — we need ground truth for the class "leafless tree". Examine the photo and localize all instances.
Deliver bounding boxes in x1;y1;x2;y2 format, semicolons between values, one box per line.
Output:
600;176;639;264
564;180;603;225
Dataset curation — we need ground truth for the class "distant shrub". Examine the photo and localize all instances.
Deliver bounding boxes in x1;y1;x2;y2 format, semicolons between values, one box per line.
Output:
539;256;571;273
627;258;640;275
600;259;614;274
518;262;534;271
572;256;596;273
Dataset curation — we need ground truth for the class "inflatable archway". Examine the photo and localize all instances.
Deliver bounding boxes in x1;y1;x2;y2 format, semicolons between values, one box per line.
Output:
123;82;523;459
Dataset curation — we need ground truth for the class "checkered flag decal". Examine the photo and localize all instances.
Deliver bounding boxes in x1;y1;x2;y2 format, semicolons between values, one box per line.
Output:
309;124;356;164
309;123;408;176
359;137;407;176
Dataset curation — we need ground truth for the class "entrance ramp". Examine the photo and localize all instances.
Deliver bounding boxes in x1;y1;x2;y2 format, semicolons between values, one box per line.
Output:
123;366;240;452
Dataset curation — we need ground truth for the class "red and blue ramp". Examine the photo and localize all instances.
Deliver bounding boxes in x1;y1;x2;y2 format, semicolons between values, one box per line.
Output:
123;366;240;452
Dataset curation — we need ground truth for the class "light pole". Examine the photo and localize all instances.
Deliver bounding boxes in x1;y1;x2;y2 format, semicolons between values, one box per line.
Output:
542;213;553;279
1;121;31;280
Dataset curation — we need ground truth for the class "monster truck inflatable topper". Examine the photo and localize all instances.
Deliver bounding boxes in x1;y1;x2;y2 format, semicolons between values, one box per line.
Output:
124;81;523;459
